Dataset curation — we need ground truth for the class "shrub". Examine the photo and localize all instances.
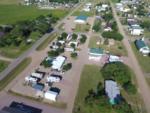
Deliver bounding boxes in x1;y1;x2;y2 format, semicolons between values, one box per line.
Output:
48;50;59;57
80;35;87;44
71;52;78;58
63;63;72;71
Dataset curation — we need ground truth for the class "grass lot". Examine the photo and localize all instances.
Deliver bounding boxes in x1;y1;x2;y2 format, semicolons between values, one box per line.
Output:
73;65;116;113
0;57;31;91
74;24;91;32
0;43;32;58
0;5;68;24
36;33;57;51
131;42;150;73
0;0;20;4
88;36;127;56
73;65;146;113
0;60;9;72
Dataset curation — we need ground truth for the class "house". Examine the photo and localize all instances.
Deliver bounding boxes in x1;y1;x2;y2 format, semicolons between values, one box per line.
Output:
74;15;88;24
88;48;104;61
135;39;150;55
129;25;144;35
116;3;124;11
51;56;66;71
105;80;120;105
108;55;123;63
31;72;44;79
25;76;38;84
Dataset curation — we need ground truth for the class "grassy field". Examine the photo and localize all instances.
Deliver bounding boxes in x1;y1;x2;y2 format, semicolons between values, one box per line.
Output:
73;65;146;113
74;24;91;32
0;57;31;91
0;0;20;4
0;43;32;58
0;5;68;24
72;11;94;17
131;42;150;73
36;33;57;51
0;60;9;72
73;65;117;113
88;36;127;56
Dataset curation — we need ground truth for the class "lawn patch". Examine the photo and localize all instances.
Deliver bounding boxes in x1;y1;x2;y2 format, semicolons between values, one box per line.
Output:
74;24;90;32
0;60;9;72
0;57;31;91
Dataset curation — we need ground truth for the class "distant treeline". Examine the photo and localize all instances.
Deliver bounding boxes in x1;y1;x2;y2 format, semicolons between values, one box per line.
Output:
49;0;79;3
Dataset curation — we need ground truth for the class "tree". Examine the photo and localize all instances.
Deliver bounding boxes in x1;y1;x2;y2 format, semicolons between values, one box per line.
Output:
102;31;123;41
80;35;87;44
72;33;78;40
103;13;113;22
48;50;59;57
123;81;137;95
61;32;68;40
63;63;72;71
92;20;101;32
71;52;78;58
70;43;76;49
101;62;131;85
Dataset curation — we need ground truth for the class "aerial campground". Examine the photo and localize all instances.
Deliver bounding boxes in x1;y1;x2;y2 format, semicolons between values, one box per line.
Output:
0;0;150;113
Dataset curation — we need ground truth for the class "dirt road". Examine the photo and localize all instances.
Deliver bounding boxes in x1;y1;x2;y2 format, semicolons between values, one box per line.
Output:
110;2;150;113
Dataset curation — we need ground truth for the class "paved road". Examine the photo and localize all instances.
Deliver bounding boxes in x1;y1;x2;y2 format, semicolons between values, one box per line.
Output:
0;3;83;80
110;2;150;113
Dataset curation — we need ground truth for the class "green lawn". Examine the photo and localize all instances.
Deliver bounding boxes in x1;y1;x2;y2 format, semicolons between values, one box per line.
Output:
88;36;127;56
131;42;150;73
0;0;20;4
73;65;117;113
0;60;9;73
72;11;94;17
0;43;32;58
0;57;31;91
0;5;68;24
74;24;91;32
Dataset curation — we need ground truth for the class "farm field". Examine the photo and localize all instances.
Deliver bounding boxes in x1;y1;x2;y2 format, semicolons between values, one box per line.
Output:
0;5;68;24
0;0;20;4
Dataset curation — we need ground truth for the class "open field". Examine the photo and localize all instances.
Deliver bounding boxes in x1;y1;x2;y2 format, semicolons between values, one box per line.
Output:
73;65;116;113
0;0;20;4
0;43;32;58
72;11;94;17
131;42;150;73
0;60;9;73
0;5;68;24
0;57;31;91
36;33;57;51
88;36;127;56
74;24;91;32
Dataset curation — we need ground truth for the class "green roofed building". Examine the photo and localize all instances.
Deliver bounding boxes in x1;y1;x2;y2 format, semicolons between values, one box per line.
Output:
88;48;104;61
74;15;88;24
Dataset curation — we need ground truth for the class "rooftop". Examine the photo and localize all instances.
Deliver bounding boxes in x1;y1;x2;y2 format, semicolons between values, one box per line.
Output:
76;15;88;21
135;39;148;49
89;48;104;54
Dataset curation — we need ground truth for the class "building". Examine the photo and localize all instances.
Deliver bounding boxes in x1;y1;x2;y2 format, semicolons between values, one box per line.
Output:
44;91;58;101
105;80;120;105
129;25;144;35
88;48;104;61
108;55;123;63
0;101;42;113
51;56;66;71
135;39;150;55
47;74;62;83
74;15;88;24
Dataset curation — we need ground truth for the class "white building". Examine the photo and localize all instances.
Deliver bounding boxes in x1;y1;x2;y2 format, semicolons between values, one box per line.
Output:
52;56;66;71
44;91;58;101
47;74;61;83
108;55;123;63
129;25;144;35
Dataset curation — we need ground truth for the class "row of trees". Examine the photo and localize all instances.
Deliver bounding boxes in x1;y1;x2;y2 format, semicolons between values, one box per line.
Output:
0;14;58;47
102;31;123;41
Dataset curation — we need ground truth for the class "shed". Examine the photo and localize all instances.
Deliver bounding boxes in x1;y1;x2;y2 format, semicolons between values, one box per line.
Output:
44;91;58;101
